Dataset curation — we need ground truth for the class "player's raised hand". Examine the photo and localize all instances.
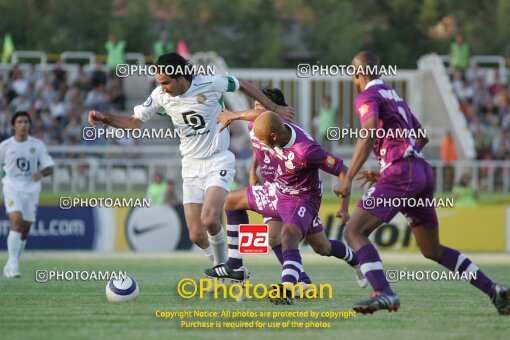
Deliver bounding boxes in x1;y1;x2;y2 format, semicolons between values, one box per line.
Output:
274;105;295;121
217;109;234;133
356;170;380;188
88;110;106;128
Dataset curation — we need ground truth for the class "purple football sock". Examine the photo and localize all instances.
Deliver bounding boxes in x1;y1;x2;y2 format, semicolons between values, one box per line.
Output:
225;210;248;270
356;243;394;295
329;240;359;266
438;246;494;297
282;249;303;285
274;244;311;283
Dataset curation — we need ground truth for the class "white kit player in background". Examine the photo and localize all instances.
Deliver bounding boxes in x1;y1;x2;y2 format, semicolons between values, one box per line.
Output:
2;111;54;278
88;53;293;268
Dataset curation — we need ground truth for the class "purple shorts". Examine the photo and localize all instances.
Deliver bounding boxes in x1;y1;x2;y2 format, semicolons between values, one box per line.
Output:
247;184;323;235
357;158;439;228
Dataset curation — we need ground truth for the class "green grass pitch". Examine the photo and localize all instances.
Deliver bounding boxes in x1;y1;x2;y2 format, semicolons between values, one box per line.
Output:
1;252;509;339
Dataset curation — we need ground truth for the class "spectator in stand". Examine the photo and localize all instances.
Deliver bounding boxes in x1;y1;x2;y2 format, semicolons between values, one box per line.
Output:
85;83;109;112
109;77;126;111
466;62;484;83
25;64;39;85
316;95;336;151
75;69;92;93
10;67;28;96
450;34;469;72
49;96;66;119
105;34;126;78
10;95;30;112
90;62;108;88
441;131;458;164
147;172;167;205
52;60;67;91
440;130;458;192
452;173;478;207
63;117;82;141
488;68;504;97
153;32;175;63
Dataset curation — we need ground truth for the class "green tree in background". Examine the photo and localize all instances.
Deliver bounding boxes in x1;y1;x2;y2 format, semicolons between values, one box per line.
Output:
0;0;509;67
303;0;363;65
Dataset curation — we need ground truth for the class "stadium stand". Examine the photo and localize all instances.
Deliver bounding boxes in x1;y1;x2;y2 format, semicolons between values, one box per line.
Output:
1;51;509;194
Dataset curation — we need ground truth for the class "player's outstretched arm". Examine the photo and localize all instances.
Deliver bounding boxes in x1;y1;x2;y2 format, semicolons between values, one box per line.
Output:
237;78;295;121
217;108;267;132
335;116;377;198
88;110;144;129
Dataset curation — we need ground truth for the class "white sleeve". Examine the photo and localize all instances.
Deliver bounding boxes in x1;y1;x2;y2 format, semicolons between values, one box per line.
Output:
212;75;240;93
38;143;55;169
133;88;164;123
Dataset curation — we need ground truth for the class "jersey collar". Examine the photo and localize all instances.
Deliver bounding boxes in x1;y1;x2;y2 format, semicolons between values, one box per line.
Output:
365;79;383;90
282;123;296;149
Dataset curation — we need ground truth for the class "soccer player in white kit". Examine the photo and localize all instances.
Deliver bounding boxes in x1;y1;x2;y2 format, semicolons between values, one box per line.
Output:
2;111;54;278
88;53;293;267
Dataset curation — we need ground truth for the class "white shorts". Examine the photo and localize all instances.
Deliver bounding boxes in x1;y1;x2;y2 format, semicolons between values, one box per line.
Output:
3;186;39;222
181;150;236;204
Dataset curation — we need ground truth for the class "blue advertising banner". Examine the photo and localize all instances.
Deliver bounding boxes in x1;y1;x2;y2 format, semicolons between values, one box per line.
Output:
0;207;97;250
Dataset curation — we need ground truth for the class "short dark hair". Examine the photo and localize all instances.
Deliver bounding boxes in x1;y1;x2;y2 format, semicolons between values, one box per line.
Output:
11;111;32;126
155;53;193;82
262;87;287;107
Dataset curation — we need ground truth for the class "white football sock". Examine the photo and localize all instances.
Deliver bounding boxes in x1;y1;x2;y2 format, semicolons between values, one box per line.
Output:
202;246;215;264
19;239;27;258
208;227;227;266
6;230;22;267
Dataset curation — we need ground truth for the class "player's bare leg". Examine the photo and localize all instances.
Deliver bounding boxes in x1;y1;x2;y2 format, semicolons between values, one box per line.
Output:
3;212;25;278
413;225;510;315
202;186;229;266
267;220;283;260
344;207;400;313
184;203;213;263
306;231;367;288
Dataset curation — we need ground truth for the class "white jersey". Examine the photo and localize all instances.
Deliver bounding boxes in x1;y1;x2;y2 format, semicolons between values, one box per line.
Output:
134;74;240;160
0;136;55;193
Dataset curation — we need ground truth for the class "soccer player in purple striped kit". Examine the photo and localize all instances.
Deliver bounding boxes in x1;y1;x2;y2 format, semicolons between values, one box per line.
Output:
205;89;366;304
335;51;510;315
